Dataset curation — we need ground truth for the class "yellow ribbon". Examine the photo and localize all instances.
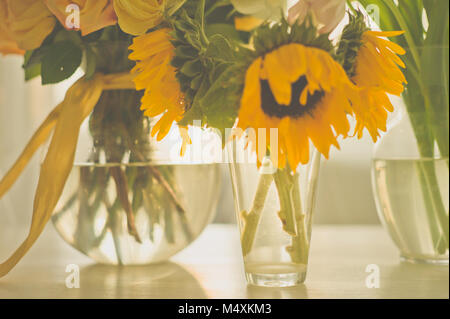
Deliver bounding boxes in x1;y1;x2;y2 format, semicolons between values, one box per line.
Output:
0;72;135;277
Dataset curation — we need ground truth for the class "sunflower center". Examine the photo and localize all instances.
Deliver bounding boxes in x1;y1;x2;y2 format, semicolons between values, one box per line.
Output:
260;76;324;118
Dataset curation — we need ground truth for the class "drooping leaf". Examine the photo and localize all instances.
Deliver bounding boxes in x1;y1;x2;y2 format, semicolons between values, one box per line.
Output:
41;41;82;85
24;63;42;81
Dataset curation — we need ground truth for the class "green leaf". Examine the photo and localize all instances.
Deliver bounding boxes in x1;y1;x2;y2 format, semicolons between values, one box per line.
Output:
41;41;82;85
53;29;82;46
175;45;198;59
24;63;42;81
23;50;33;66
206;23;242;42
197;65;242;135
191;74;203;90
180;59;202;77
23;47;48;69
195;0;206;27
205;34;235;62
84;46;97;79
421;0;449;157
398;0;423;45
356;0;399;31
23;48;48;81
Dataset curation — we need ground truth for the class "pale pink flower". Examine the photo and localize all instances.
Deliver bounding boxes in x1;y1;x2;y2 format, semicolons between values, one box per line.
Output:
288;0;346;34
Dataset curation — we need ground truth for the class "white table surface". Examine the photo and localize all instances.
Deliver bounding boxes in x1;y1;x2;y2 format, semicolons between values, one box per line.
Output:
0;224;448;299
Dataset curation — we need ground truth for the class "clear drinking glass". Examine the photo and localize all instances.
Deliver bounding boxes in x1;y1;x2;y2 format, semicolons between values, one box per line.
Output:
228;140;321;287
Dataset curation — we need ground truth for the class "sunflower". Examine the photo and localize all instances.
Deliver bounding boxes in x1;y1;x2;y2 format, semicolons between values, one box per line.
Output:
129;28;191;155
351;30;406;141
237;42;358;170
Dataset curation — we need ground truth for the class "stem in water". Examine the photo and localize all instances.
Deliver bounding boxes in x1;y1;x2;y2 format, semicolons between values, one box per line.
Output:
110;166;142;244
240;159;274;257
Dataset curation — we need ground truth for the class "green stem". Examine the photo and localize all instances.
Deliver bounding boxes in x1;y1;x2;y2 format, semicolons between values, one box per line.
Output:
167;0;187;17
240;161;274;257
52;193;77;224
274;169;310;265
273;170;297;236
418;161;449;252
141;189;156;242
416;162;446;252
110;166;142;244
290;174;310;265
164;193;175;244
408;110;449;253
102;193;124;265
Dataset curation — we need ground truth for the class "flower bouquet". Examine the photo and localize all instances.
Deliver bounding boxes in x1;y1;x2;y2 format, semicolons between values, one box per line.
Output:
0;0;223;272
0;0;407;286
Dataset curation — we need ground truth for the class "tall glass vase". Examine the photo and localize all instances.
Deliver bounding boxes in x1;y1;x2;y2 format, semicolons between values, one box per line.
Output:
371;35;449;264
372;106;449;264
228;141;321;287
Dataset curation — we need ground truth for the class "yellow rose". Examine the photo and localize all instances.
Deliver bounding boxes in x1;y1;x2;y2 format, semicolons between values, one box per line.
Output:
45;0;117;36
6;0;56;51
0;27;22;55
113;0;179;35
0;0;23;55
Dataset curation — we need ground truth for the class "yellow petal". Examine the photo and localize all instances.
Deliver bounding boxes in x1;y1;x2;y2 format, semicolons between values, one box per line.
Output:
263;51;292;106
234;15;263;31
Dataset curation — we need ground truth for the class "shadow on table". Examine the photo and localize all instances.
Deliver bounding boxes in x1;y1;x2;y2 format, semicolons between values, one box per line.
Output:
77;262;208;298
246;284;309;299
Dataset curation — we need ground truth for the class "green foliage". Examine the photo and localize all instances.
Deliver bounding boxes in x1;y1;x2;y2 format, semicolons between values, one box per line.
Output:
22;25;134;84
168;0;243;134
356;0;449;157
84;46;97;80
356;0;449;253
23;50;42;81
336;11;369;77
171;4;342;135
41;41;82;84
252;17;334;58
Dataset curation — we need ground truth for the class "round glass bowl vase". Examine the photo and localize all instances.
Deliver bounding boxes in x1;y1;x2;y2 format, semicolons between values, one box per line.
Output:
52;89;221;265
